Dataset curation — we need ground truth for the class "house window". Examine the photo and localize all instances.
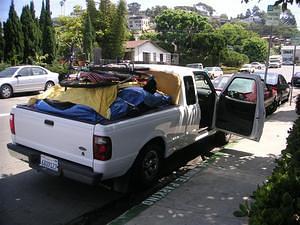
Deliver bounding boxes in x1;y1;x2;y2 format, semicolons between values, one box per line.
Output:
143;52;151;63
153;53;156;62
160;54;164;62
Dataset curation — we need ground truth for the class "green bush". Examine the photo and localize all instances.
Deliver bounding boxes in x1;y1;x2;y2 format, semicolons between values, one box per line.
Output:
0;63;10;71
221;49;249;67
44;62;69;76
235;117;300;225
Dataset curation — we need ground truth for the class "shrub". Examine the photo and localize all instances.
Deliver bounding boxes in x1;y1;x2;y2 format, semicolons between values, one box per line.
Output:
234;117;300;225
221;49;249;67
296;95;300;115
44;62;69;76
0;63;10;71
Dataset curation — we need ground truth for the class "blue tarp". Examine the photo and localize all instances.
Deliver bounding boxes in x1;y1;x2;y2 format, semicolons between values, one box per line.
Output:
35;100;105;123
34;87;172;123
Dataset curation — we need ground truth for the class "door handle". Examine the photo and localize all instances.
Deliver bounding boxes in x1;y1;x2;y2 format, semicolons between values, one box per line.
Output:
44;120;54;126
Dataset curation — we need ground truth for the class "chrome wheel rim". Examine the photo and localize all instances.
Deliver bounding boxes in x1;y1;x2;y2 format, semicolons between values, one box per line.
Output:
1;86;12;98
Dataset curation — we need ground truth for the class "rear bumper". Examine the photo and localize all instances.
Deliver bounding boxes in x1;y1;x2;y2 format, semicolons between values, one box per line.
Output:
7;143;102;185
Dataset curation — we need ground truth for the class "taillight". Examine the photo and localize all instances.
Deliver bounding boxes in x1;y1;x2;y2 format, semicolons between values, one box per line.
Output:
9;114;15;134
93;136;112;161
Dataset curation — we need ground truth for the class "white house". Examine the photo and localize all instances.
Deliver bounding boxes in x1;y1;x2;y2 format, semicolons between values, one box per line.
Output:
281;45;300;62
128;15;151;32
124;40;173;64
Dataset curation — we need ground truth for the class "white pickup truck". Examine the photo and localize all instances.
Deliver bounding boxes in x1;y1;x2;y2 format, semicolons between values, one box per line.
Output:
7;64;265;191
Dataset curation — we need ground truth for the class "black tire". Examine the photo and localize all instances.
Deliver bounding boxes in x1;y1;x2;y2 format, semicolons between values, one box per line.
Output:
0;84;13;98
215;131;231;146
45;81;55;91
132;143;162;188
266;100;278;115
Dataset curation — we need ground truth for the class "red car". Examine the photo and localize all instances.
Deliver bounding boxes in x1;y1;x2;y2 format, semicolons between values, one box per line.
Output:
212;74;278;115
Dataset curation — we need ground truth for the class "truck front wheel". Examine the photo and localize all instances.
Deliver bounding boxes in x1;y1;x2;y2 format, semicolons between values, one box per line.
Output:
215;131;231;146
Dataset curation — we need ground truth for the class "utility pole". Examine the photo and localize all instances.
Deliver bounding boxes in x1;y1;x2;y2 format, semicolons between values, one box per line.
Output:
290;44;296;105
264;25;272;83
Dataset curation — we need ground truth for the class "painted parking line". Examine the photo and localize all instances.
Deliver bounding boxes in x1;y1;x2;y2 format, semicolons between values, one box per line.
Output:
0;113;10;117
107;152;225;225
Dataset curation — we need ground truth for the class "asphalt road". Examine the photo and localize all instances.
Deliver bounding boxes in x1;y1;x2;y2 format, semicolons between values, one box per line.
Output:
0;66;299;225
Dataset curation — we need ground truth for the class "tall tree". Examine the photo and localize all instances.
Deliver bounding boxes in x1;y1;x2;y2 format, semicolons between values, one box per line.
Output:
242;37;268;62
82;14;94;61
21;5;41;63
41;0;56;63
98;0;116;58
155;9;213;53
4;0;24;65
0;22;4;62
86;0;98;31
110;0;127;59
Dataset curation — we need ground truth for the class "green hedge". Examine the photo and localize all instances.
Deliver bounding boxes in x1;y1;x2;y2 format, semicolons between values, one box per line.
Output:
234;115;300;225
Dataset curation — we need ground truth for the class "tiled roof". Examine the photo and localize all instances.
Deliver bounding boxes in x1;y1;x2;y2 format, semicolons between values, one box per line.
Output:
125;40;149;49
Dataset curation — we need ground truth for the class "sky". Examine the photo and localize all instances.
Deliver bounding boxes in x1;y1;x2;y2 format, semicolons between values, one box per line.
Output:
0;0;300;27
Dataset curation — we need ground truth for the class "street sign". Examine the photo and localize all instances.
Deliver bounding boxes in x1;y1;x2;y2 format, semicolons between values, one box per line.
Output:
266;5;281;26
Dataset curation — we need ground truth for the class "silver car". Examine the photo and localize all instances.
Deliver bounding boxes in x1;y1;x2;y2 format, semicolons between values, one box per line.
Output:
0;65;59;98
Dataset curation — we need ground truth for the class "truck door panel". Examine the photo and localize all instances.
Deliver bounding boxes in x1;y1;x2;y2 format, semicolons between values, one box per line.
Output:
216;75;265;141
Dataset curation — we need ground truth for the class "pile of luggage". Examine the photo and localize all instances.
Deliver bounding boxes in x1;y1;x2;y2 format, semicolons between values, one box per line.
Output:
31;64;172;123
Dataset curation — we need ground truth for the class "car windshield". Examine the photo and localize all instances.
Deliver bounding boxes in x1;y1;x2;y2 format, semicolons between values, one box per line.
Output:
0;67;18;78
212;76;231;90
257;73;278;85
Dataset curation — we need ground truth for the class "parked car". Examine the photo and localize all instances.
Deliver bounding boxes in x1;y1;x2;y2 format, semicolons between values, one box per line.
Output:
0;65;59;98
211;74;232;93
282;60;294;66
239;64;255;73
212;73;278;114
204;66;223;79
186;63;203;70
251;62;265;70
291;72;300;87
268;61;281;68
254;72;290;104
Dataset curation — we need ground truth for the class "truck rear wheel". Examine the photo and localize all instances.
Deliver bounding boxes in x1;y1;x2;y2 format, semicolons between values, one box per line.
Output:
135;144;162;187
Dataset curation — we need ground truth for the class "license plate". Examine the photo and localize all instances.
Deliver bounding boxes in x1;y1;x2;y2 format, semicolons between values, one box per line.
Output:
40;154;59;172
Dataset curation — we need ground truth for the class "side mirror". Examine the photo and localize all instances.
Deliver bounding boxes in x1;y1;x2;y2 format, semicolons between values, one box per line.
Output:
15;74;22;78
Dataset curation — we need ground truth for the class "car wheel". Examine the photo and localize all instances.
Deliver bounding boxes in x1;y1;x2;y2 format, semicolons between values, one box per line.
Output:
133;143;162;188
0;84;13;98
267;100;278;115
45;81;55;91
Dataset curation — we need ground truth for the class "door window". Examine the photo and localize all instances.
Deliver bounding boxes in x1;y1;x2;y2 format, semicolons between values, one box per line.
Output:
18;68;32;76
226;78;256;103
184;76;196;105
32;67;47;75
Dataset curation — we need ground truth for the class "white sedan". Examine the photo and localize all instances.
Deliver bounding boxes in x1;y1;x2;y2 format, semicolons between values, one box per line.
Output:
239;64;256;73
205;66;223;79
0;65;59;98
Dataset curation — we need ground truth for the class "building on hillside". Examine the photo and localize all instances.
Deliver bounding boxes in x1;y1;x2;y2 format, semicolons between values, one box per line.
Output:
124;40;179;65
128;15;151;32
281;45;300;62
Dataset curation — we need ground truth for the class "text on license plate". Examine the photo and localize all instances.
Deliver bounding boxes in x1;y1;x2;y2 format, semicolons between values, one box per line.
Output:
40;154;59;172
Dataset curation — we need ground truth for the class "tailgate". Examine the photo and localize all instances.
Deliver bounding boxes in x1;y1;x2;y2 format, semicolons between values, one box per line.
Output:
13;107;95;167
